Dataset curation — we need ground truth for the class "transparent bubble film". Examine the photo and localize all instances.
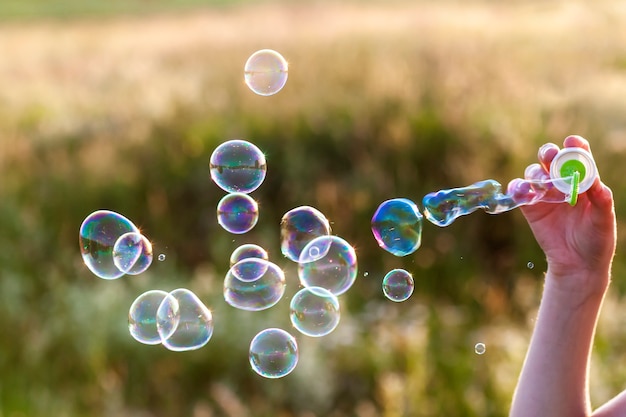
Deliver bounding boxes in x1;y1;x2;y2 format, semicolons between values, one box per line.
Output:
382;269;414;302
298;235;358;296
249;328;298;379
156;289;214;352
244;49;289;96
79;210;140;280
230;243;269;266
129;290;169;345
290;286;340;337
217;192;259;234
371;198;423;257
224;259;286;311
280;206;331;262
209;139;267;194
113;232;153;275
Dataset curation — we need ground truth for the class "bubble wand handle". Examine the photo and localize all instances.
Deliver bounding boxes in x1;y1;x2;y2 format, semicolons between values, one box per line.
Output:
422;147;597;227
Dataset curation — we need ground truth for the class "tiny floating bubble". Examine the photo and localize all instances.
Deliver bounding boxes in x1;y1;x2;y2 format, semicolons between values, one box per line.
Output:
158;254;166;262
475;343;486;355
244;49;289;96
527;261;535;269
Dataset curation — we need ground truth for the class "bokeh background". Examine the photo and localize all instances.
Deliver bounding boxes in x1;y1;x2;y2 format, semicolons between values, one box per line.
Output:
1;0;626;416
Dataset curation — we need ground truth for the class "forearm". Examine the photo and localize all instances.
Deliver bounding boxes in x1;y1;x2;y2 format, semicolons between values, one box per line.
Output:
510;270;610;417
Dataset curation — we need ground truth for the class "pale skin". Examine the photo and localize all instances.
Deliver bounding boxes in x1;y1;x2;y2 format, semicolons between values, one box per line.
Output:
509;135;619;417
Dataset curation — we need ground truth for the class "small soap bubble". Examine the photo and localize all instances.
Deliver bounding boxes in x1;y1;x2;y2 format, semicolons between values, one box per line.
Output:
298;235;358;296
364;272;369;277
527;261;535;269
382;269;414;302
371;198;423;257
230;244;269;266
475;343;486;355
249;328;298;379
158;254;166;262
156;288;214;352
129;290;169;345
79;210;139;280
224;259;286;311
209;139;267;194
113;232;153;275
290;287;340;337
244;49;288;96
217;193;259;234
280;206;331;262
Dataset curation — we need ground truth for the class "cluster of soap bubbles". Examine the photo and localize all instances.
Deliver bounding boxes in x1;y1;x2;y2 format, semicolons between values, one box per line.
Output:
129;288;214;351
79;210;153;280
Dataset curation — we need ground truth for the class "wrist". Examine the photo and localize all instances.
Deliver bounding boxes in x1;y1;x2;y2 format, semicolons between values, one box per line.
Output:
544;265;611;302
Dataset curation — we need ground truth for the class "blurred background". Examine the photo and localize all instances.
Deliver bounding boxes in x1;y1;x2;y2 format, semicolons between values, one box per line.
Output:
1;0;626;416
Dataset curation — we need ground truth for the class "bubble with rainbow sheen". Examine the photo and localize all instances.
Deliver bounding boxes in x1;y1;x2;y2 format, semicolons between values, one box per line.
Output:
209;139;267;194
382;268;414;302
280;206;331;262
244;49;288;96
249;328;298;379
217;193;259;234
298;235;358;296
156;288;214;352
371;198;423;257
230;243;269;266
113;232;153;275
224;259;286;311
230;257;270;282
79;210;139;280
128;290;169;345
290;286;340;337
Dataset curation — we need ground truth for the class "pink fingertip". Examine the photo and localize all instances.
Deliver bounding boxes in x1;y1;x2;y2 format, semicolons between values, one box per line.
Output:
563;135;590;151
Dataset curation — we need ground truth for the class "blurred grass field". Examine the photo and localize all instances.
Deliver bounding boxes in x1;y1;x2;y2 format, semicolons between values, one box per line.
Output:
1;1;626;416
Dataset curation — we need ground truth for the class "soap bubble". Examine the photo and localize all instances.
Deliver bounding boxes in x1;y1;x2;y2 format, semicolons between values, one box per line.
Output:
158;254;166;262
156;288;214;352
475;343;486;355
113;232;153;275
224;259;286;311
79;210;139;280
371;198;423;256
230;244;269;266
230;257;271;282
382;269;414;302
128;290;168;345
298;235;358;296
244;49;288;96
217;193;259;234
527;262;535;269
209;139;267;194
280;206;331;262
290;287;340;337
249;328;298;378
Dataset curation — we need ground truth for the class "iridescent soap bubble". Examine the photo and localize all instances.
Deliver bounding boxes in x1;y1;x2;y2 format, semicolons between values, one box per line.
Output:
298;235;358;296
128;290;168;345
249;328;298;379
230;258;271;282
113;232;153;275
224;259;286;311
382;269;414;302
290;286;340;337
230;243;269;266
156;288;214;352
371;198;423;257
280;206;331;262
209;139;267;194
244;49;288;96
217;193;259;234
79;210;139;280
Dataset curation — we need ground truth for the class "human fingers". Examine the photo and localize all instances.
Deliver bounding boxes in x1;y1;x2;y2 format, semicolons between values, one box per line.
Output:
563;134;591;152
524;163;550;181
538;143;559;172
